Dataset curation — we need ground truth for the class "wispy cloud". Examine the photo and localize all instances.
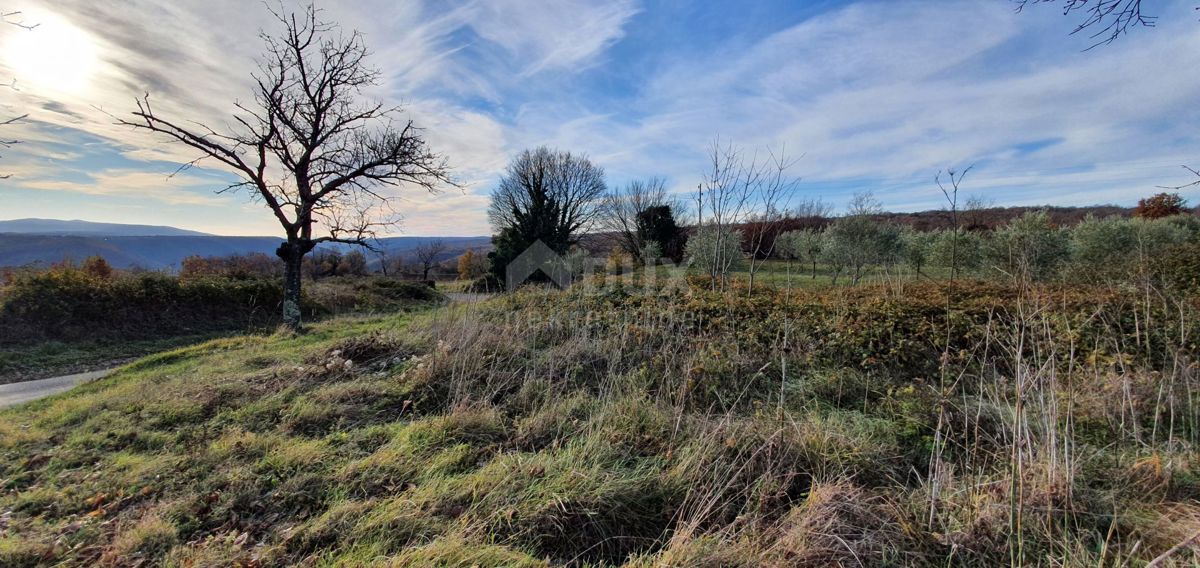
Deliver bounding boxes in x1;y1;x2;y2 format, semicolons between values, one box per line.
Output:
0;0;1197;235
20;169;228;206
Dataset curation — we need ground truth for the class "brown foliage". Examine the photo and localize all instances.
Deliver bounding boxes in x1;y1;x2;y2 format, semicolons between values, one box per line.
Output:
1135;192;1189;219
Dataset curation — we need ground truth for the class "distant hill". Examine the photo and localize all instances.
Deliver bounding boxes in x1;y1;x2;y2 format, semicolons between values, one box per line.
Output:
0;233;492;270
868;205;1135;231
0;218;213;237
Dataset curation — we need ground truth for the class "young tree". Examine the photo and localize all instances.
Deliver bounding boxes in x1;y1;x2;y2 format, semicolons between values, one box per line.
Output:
794;229;825;279
900;228;936;277
686;226;746;277
414;239;446;281
696;138;799;290
487;147;606;287
1134;192;1188;219
936;165;974;282
929;230;982;275
119;5;453;329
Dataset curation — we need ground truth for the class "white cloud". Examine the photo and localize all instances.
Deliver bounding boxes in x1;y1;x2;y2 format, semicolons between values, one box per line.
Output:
463;0;638;76
20;168;229;206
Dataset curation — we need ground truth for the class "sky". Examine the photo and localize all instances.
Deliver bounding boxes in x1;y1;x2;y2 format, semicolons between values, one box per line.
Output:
0;0;1198;237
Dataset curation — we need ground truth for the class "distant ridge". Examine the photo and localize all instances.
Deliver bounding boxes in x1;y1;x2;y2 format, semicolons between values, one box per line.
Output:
0;218;213;237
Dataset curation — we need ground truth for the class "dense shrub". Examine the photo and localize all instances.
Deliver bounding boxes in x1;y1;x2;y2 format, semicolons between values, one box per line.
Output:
0;269;292;344
1151;242;1200;293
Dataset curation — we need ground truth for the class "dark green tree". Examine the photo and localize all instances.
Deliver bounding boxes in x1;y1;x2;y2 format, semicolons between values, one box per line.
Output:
487;147;606;287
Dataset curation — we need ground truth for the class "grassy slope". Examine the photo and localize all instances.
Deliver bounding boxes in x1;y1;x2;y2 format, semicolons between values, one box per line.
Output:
0;276;442;383
0;333;238;385
1;282;1199;567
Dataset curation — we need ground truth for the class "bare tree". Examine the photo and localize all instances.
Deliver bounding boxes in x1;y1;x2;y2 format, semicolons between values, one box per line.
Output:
1159;164;1200;192
1016;0;1155;47
488;147;606;242
413;239;446;281
790;197;833;220
936;164;974;282
598;177;679;262
119;5;454;329
696;138;800;291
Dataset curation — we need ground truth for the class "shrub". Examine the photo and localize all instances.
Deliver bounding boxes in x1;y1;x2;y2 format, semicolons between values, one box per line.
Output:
1151;242;1200;293
1;270;287;342
457;249;488;280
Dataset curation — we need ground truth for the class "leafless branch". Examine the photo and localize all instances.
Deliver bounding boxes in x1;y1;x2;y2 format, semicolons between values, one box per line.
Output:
1157;164;1200;191
1015;0;1156;48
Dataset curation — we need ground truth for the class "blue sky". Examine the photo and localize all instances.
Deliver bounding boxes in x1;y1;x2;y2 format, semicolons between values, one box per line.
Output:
1;0;1198;236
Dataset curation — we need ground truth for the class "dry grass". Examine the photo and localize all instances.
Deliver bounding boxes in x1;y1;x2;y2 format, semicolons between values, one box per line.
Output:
0;280;1197;566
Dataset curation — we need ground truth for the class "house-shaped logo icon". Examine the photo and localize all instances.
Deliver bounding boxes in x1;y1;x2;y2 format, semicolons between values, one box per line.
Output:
506;240;574;290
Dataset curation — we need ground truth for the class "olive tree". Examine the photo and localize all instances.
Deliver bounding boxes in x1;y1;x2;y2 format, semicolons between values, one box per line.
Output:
928;230;983;275
900;228;937;277
686;226;745;278
821;192;900;285
120;5;453;329
986;210;1070;283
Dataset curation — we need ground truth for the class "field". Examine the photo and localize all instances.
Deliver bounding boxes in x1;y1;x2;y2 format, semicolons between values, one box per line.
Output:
1;275;1197;566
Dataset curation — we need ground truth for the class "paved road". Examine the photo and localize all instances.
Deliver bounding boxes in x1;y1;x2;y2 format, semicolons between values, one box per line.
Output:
0;369;114;409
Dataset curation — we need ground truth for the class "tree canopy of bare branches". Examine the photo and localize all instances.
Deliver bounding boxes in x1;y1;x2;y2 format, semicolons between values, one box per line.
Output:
413;239;447;281
119;4;454;329
0;10;36;179
1016;0;1155;47
696;138;801;291
599;177;683;263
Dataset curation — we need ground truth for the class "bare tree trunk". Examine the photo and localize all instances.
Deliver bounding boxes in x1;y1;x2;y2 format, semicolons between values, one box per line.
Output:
277;239;311;331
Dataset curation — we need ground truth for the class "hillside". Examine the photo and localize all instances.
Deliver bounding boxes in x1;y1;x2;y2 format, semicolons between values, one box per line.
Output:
0;233;492;270
0;281;1196;566
0;219;212;237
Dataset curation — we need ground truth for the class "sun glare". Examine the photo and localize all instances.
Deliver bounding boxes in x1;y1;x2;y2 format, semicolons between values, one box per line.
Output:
5;13;99;96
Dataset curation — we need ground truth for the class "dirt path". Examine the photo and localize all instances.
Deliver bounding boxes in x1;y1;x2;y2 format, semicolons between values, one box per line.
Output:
0;369;114;409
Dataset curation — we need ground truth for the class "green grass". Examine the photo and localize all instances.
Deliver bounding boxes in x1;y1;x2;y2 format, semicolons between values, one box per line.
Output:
0;280;1197;566
0;332;238;384
0;275;444;384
